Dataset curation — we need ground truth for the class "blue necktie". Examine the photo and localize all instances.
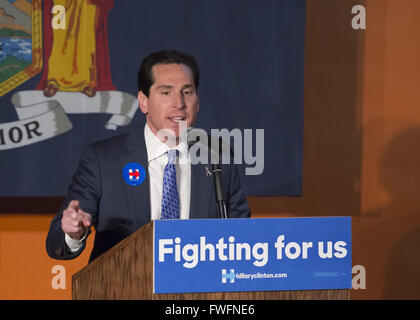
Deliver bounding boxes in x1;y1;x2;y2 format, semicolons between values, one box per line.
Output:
161;149;180;219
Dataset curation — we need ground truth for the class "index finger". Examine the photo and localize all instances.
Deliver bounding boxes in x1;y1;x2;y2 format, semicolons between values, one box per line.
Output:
78;209;92;222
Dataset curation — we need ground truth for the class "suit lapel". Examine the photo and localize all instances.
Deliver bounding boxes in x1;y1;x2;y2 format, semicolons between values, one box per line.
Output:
120;126;151;225
189;162;214;219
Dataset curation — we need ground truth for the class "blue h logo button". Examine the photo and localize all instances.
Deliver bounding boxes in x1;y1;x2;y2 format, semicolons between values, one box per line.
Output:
222;269;235;283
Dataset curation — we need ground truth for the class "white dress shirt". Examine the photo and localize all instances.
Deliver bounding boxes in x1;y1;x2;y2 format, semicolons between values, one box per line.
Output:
65;123;191;252
144;123;191;220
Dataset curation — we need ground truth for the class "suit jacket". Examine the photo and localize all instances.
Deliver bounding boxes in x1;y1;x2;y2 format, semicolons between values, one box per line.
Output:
46;125;251;262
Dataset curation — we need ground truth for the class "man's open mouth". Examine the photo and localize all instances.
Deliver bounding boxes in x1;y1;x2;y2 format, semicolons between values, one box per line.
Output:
168;116;186;123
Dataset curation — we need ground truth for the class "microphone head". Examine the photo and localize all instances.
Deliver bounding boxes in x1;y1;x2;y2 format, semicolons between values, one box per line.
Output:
185;127;232;165
185;127;201;146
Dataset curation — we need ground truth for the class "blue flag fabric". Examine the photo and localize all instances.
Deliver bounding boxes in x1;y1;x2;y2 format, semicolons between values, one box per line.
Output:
0;0;305;197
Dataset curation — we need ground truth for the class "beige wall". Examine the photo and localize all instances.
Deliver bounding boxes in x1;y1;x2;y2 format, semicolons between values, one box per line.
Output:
1;0;419;299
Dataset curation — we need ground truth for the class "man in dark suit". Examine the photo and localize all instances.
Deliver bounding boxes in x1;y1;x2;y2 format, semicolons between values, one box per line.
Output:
46;50;250;263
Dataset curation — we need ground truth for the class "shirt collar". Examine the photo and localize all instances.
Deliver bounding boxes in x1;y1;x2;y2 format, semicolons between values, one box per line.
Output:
144;123;188;162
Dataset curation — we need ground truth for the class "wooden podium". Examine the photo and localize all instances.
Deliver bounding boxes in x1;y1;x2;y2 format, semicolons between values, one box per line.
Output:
72;220;350;300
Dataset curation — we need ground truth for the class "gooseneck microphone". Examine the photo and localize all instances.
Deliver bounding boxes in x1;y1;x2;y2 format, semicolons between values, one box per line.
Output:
186;127;229;219
211;163;228;219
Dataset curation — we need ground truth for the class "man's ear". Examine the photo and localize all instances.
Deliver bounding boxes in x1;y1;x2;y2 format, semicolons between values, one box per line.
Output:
138;91;149;114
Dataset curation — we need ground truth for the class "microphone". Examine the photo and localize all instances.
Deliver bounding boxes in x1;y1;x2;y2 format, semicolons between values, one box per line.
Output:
185;127;202;147
186;127;229;219
211;163;228;219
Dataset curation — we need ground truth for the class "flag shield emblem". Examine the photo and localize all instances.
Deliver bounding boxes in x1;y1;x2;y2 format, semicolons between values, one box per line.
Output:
0;0;43;97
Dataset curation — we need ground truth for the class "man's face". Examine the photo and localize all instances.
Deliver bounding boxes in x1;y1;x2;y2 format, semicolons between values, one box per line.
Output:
138;63;199;139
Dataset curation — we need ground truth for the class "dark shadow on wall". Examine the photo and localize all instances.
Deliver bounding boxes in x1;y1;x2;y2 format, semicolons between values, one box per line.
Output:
249;0;370;217
381;128;420;299
0;197;65;214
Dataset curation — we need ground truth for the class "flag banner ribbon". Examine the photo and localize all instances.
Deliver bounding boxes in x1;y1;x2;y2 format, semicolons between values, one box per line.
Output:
0;90;138;150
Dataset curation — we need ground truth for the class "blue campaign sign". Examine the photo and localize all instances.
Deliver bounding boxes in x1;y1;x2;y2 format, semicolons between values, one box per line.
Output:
153;217;352;294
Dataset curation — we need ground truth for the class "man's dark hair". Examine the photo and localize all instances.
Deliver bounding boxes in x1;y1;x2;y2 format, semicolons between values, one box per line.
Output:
137;50;200;97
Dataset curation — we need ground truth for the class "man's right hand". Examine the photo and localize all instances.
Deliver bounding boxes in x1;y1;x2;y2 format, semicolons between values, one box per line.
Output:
61;200;92;240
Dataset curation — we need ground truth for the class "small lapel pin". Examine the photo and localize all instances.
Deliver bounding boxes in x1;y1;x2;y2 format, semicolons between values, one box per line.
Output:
205;165;212;176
